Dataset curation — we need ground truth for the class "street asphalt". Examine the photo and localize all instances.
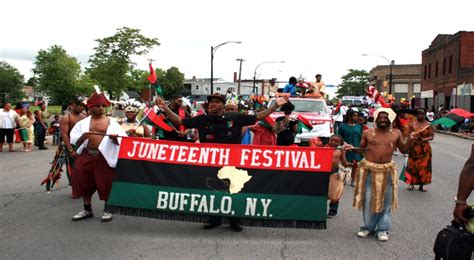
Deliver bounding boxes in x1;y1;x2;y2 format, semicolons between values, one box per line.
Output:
0;133;472;259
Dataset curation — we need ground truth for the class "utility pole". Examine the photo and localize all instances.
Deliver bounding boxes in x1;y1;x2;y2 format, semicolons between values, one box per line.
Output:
236;58;245;95
211;41;242;95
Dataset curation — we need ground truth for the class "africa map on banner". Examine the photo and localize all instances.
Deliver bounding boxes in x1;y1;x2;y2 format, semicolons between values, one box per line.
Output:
106;137;333;229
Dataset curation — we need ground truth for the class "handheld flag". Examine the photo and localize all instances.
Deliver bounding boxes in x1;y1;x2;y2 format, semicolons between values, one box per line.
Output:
152;83;163;96
142;110;174;132
334;100;341;114
258;116;275;130
147;63;157;84
296;114;313;133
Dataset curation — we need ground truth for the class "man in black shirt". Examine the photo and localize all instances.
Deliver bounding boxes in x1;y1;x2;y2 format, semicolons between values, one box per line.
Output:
161;94;191;142
156;93;288;231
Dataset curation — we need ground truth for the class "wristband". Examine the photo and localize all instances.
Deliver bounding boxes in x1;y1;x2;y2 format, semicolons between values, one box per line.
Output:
455;197;467;205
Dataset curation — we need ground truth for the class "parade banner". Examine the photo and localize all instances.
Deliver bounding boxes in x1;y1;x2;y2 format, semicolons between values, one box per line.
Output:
106;137;333;229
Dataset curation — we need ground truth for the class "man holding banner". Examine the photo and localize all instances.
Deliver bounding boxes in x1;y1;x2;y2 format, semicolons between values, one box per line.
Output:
155;93;288;231
70;92;126;222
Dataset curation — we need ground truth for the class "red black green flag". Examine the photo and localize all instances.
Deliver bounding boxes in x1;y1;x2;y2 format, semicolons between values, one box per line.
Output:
142;110;174;132
106;138;333;229
432;108;474;128
296;114;313;134
257;116;275;130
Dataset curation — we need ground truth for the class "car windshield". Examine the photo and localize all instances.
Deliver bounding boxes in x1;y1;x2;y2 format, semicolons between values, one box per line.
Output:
269;99;328;115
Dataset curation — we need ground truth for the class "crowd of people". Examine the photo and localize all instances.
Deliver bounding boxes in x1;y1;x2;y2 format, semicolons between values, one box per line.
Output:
1;79;468;243
0;101;52;152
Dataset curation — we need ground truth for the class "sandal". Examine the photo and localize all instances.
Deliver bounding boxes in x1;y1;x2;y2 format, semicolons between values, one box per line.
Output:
407;185;414;191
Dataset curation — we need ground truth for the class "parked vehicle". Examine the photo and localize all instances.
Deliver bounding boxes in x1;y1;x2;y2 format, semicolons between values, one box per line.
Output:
268;96;333;145
341;96;368;106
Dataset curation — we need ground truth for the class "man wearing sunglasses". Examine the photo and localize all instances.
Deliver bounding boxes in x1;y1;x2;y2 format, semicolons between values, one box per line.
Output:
69;92;126;222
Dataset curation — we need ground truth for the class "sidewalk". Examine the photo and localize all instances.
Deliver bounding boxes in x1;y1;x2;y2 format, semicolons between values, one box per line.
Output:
435;129;474;141
6;135;55;152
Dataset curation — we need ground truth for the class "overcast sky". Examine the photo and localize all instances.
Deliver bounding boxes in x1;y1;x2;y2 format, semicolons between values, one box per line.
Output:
1;0;473;86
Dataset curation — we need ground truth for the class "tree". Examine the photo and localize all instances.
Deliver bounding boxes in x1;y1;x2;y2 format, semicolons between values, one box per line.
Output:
0;61;25;104
25;76;37;86
87;27;160;98
336;69;369;98
76;73;95;96
127;66;185;99
128;68;150;93
33;45;82;104
161;67;185;98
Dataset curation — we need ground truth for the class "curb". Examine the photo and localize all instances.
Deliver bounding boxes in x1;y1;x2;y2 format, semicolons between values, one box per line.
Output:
435;130;474;141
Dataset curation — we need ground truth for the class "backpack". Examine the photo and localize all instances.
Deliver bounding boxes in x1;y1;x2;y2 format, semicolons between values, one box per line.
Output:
433;222;473;260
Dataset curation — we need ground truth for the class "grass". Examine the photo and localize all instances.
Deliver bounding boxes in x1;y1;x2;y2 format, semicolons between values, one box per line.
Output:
44;105;63;115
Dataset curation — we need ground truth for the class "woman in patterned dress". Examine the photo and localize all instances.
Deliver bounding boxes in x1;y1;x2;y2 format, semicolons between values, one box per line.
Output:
406;108;434;192
19;105;35;152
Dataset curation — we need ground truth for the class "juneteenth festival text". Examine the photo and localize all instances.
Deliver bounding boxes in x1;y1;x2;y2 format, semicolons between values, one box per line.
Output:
106;137;334;229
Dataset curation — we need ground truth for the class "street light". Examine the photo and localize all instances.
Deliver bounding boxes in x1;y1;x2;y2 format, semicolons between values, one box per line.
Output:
362;54;395;95
211;41;242;94
236;58;245;95
253;61;285;94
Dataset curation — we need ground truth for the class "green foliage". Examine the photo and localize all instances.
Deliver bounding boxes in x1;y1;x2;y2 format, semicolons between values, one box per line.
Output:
25;76;37;86
33;45;82;104
127;67;185;99
0;61;25;104
76;73;96;96
161;67;185;98
87;27;160;98
128;68;150;92
336;69;369;98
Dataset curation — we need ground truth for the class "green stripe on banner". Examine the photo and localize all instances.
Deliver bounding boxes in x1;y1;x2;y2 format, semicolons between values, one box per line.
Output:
106;182;327;223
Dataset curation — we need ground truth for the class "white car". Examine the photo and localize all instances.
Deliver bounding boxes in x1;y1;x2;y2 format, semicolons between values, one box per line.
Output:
268;96;334;145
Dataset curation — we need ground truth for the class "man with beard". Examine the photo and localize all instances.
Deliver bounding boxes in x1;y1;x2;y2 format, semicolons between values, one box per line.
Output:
156;93;288;232
350;107;417;241
70;93;126;222
60;97;87;198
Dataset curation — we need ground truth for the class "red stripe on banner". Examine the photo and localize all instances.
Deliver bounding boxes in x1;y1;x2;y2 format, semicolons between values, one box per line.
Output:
118;137;333;173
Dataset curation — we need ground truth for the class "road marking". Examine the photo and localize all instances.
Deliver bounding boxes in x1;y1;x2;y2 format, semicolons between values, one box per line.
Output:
449;153;467;161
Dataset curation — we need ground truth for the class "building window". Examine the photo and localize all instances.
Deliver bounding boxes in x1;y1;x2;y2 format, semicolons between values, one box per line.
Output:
413;83;421;93
443;57;446;75
195;85;199;90
394;84;408;93
449;55;453;74
216;87;221;91
435;61;438;77
424;65;427;79
428;63;431;79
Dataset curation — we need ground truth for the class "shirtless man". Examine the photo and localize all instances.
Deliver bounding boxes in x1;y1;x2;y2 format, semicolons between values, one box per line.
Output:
70;93;126;222
350;107;417;241
60;97;86;198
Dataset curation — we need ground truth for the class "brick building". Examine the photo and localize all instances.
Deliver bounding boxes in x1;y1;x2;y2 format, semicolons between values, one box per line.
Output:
368;64;421;105
421;31;474;112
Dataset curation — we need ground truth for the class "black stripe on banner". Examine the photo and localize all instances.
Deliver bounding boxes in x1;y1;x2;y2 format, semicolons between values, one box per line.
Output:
105;205;326;229
115;160;329;197
445;113;464;123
